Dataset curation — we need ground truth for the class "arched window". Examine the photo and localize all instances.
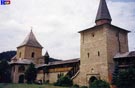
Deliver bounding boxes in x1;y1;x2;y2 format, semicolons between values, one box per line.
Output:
31;52;35;58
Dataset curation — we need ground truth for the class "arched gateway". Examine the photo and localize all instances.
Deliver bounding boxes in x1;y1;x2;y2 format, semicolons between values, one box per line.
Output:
89;76;97;85
18;74;24;83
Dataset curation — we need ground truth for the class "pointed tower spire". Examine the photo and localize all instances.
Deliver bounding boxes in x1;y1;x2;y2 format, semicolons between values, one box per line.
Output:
44;51;49;64
95;0;112;25
17;30;43;48
31;26;33;31
44;51;49;57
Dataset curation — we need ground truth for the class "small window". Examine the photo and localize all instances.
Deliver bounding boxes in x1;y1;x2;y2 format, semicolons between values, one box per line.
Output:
87;53;90;58
91;33;95;37
19;52;21;58
31;52;35;58
98;51;100;56
91;68;94;73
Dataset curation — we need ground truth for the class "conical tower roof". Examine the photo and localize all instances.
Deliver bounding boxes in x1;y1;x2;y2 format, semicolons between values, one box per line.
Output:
17;30;43;48
44;51;49;57
95;0;112;24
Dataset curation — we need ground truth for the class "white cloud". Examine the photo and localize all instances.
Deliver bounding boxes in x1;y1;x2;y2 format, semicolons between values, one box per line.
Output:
0;0;135;59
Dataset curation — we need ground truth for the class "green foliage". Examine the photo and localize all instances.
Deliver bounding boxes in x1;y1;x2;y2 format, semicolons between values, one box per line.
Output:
57;73;64;79
115;68;135;88
0;51;16;61
43;67;49;73
112;64;119;85
80;86;88;88
24;63;37;84
0;60;11;83
44;80;49;84
0;83;68;88
54;76;73;87
90;80;110;88
71;84;79;88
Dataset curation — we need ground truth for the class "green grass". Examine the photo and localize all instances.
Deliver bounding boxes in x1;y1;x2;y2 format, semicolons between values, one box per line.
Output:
0;83;68;88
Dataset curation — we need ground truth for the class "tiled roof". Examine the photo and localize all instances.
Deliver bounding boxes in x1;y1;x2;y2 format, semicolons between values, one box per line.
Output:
17;30;43;48
79;23;130;33
36;58;80;68
114;51;135;59
49;58;80;66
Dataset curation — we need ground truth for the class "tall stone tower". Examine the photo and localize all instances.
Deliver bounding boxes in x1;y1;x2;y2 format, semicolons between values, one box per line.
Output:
74;0;129;86
16;30;43;64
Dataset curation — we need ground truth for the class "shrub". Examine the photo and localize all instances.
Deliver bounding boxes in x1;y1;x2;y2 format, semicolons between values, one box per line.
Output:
80;86;88;88
44;80;49;84
0;60;11;83
24;63;37;84
116;68;135;88
112;64;119;85
90;80;110;88
71;84;79;88
54;76;73;87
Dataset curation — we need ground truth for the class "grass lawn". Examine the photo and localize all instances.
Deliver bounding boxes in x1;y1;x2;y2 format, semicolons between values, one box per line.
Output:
0;83;68;88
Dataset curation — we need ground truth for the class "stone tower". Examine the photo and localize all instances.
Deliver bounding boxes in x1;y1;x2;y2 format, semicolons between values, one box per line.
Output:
16;30;43;64
74;0;129;86
11;30;43;83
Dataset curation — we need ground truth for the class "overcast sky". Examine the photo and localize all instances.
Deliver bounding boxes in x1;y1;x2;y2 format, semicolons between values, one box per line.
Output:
0;0;135;60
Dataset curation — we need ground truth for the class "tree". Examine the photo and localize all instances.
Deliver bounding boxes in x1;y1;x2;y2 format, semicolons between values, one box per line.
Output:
90;80;110;88
43;66;49;83
54;76;73;87
116;68;135;88
0;60;11;83
112;64;119;85
24;63;37;84
0;51;16;61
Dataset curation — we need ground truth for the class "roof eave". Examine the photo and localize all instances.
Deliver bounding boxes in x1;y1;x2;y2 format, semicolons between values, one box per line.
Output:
17;45;43;49
78;23;130;33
